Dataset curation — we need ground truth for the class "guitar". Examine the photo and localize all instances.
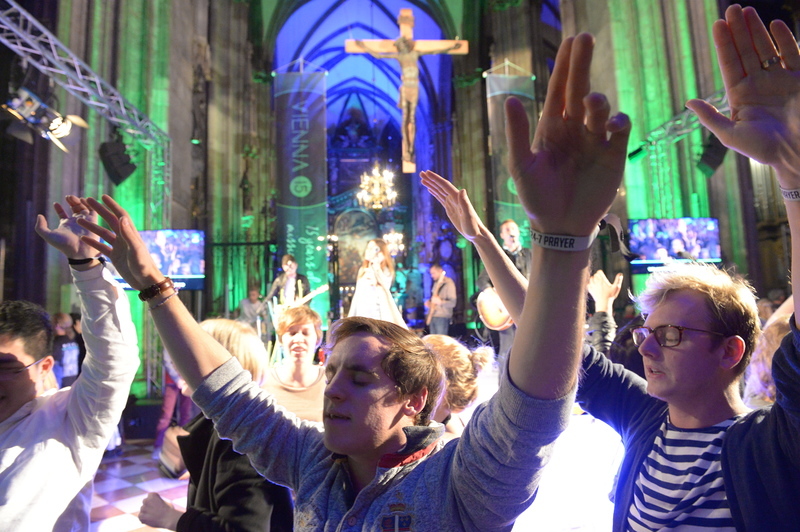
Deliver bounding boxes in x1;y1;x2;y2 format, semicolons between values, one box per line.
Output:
476;288;514;331
268;284;329;328
425;276;445;326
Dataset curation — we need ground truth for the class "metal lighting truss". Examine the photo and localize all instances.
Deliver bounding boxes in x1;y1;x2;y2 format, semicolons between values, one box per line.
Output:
631;88;729;158
0;0;172;230
0;0;171;397
626;89;730;217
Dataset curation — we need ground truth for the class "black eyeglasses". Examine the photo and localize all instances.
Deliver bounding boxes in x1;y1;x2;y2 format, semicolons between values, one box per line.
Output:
0;357;46;381
632;325;725;347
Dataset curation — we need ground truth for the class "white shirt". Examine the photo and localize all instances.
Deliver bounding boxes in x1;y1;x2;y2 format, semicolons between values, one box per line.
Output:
0;266;139;531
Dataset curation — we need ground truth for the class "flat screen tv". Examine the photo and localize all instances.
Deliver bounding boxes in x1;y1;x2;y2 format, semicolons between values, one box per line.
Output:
110;229;205;290
628;217;721;275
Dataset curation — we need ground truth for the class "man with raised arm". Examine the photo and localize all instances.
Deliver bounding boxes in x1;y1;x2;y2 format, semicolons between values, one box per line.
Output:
79;31;629;531
425;5;800;530
0;197;139;531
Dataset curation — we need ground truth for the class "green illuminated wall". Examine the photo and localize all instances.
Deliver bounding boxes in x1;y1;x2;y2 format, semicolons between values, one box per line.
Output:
55;0;173;398
606;0;745;294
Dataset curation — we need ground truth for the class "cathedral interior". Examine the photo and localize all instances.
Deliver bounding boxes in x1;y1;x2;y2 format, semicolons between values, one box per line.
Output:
0;0;797;399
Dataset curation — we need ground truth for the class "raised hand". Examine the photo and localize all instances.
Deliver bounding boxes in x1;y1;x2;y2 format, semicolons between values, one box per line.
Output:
35;196;100;259
505;34;631;237
587;270;624;314
420;170;485;242
76;195;164;290
686;5;800;184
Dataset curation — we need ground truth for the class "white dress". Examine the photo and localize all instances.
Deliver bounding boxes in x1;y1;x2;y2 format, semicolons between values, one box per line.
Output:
348;264;407;328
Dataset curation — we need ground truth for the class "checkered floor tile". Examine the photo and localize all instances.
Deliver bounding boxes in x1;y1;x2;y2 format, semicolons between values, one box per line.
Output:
90;439;187;532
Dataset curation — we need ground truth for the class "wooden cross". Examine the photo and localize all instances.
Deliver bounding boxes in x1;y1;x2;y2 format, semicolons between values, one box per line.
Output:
346;8;469;174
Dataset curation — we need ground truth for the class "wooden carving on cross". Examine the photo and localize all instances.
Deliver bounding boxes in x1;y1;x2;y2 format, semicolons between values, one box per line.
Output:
345;8;468;174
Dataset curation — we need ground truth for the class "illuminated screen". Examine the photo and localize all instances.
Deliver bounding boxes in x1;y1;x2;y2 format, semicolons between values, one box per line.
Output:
627;218;721;274
111;229;205;290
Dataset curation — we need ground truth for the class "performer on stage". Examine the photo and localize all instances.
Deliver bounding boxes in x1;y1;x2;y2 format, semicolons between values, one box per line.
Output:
235;286;267;336
266;254;310;336
425;262;457;335
477;220;531;367
266;254;310;306
348;238;406;328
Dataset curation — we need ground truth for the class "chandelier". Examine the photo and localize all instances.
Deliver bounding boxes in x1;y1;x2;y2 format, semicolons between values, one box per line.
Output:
357;165;397;210
382;229;405;257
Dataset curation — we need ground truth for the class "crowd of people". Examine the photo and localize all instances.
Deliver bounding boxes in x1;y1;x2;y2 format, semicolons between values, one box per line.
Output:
1;5;799;531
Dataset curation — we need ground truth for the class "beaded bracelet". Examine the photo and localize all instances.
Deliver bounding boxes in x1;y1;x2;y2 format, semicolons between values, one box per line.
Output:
149;290;179;310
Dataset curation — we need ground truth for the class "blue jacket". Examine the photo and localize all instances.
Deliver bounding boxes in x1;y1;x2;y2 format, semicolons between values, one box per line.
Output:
577;320;800;531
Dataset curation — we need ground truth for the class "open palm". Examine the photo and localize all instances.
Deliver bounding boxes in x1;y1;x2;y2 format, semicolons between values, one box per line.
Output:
506;34;630;238
687;7;800;182
420;170;484;242
35;196;99;259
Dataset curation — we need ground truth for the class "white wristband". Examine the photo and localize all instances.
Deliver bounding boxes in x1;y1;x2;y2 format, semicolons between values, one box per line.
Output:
530;225;600;251
780;188;800;201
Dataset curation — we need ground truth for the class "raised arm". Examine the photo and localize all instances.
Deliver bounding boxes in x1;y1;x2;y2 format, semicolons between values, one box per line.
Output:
35;196;103;272
421;170;528;323
35;196;139;446
686;5;800;324
587;269;624;314
78;195;231;389
504;34;630;399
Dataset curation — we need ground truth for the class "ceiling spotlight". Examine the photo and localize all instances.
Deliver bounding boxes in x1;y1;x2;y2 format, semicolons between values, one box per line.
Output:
1;87;88;152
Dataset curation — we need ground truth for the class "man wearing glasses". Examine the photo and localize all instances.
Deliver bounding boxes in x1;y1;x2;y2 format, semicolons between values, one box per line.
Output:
423;5;800;530
580;7;800;529
579;264;766;529
0;196;139;531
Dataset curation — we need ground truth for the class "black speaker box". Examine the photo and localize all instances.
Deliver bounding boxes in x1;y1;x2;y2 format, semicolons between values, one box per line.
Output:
99;141;136;185
697;134;728;177
121;397;162;441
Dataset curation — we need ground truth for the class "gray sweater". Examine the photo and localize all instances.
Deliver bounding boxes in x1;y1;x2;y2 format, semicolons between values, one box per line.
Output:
193;358;575;531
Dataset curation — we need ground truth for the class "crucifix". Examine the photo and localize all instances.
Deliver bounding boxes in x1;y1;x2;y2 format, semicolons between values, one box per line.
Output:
346;8;468;174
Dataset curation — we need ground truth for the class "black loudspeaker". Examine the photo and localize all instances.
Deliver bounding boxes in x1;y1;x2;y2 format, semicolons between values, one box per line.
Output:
99;141;136;185
121;397;162;440
697;134;728;177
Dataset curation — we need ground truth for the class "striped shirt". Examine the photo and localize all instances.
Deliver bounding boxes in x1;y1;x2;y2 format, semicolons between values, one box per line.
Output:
627;416;740;531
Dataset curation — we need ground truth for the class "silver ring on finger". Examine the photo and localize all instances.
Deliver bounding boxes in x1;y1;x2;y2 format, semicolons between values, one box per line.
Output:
761;55;782;70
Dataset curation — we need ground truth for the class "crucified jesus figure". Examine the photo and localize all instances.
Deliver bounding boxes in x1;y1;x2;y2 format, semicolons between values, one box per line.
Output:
346;9;468;173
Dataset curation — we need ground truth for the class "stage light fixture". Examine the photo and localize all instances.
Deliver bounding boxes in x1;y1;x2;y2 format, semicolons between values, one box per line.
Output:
1;87;88;152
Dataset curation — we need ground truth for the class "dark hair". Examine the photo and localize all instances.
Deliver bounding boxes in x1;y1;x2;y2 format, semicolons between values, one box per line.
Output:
326;317;445;425
281;254;296;267
0;300;54;361
608;315;646;379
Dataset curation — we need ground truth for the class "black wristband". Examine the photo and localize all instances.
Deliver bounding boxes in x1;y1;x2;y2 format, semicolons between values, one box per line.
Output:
68;256;105;265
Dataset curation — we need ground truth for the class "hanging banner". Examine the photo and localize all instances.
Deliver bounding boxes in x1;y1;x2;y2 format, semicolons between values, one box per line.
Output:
486;74;536;240
274;71;329;326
